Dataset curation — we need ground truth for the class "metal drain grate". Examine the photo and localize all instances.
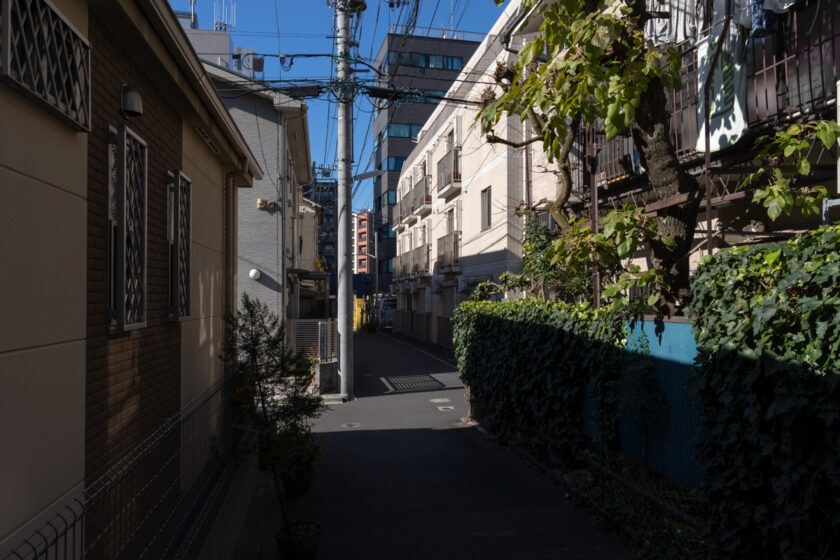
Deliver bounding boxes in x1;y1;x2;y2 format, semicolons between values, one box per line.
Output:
383;374;445;393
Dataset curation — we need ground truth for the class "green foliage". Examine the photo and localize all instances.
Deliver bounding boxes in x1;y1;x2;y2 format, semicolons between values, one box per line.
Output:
223;294;326;512
547;206;671;307
453;299;625;452
689;225;840;559
739;120;838;220
481;0;681;160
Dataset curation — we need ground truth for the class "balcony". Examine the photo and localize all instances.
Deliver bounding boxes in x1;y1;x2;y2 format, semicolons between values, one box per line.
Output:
437;231;460;271
584;0;840;197
412;176;432;217
400;199;417;225
436;148;462;200
410;244;431;275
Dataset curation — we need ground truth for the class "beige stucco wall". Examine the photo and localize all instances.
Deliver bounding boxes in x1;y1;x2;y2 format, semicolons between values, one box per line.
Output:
0;0;89;544
180;125;226;406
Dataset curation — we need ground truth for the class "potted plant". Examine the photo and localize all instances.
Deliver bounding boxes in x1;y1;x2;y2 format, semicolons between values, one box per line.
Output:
224;294;326;559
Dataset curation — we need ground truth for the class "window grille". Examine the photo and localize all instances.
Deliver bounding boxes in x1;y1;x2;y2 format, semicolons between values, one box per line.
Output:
168;171;191;320
108;126;147;330
0;0;90;130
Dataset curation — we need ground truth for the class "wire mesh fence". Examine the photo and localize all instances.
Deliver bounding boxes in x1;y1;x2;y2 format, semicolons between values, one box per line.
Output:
4;376;232;560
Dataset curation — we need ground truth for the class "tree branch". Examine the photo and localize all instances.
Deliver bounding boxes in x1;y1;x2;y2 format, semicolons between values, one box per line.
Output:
485;133;543;148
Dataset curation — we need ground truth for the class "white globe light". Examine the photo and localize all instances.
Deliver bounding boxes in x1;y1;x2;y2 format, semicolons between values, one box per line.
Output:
249;268;261;280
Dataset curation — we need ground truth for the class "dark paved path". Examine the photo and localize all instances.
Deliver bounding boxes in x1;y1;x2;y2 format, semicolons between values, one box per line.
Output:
288;332;634;560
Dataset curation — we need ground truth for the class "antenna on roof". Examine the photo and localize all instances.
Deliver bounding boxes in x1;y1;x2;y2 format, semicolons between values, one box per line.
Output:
189;0;197;28
213;0;236;31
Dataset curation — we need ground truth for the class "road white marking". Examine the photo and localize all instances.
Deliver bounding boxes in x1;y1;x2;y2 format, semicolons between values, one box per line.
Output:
430;398;451;403
341;423;361;428
437;406;455;412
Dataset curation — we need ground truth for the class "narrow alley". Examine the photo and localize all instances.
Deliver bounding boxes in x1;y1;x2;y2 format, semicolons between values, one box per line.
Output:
290;333;634;559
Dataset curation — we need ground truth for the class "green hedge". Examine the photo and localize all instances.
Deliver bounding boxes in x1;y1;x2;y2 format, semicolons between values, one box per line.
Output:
452;300;625;453
689;224;840;559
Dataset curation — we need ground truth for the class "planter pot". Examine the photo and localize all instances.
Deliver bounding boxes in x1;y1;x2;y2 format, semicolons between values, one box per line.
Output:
283;470;314;496
277;522;320;560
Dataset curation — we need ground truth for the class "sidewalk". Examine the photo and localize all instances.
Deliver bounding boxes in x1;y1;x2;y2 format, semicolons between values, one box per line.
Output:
286;332;635;559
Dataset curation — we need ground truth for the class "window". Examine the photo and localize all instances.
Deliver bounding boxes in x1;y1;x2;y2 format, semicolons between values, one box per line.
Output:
481;186;491;231
385;123;424;139
388;190;397;205
387;259;394;273
0;0;91;130
108;126;148;330
168;171;191;320
386;156;406;171
386;51;463;71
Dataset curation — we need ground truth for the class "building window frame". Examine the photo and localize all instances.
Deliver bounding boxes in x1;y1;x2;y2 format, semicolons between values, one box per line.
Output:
108;125;148;331
167;171;191;320
481;186;492;231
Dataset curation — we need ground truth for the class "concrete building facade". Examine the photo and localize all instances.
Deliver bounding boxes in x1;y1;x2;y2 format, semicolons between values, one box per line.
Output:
371;31;481;291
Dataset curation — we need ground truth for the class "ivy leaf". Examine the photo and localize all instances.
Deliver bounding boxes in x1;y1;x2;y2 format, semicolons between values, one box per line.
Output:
617;237;634;257
767;201;783;221
765;248;782;267
661;235;676;247
647;293;659;307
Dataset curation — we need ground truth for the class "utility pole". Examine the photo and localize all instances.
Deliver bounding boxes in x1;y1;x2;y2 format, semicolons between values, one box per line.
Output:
335;0;365;399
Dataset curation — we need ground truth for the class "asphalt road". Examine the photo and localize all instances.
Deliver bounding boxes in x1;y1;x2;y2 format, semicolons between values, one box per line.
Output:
290;332;634;560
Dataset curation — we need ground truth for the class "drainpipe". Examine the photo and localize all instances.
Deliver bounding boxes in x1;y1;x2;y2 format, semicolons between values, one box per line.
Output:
703;16;731;257
225;159;250;314
279;116;287;321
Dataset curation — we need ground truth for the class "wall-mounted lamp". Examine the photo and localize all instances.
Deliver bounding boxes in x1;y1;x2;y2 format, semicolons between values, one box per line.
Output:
249;268;261;280
121;85;143;118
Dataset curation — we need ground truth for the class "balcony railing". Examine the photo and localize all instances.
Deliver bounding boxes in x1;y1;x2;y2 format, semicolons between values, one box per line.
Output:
410;244;431;275
412;176;432;217
581;0;839;193
436;148;462;199
437;231;460;269
400;197;417;225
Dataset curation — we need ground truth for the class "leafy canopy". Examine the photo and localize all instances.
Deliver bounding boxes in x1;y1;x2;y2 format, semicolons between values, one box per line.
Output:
483;0;681;160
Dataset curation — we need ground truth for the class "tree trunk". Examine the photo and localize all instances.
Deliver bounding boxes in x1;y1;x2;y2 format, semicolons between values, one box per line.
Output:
629;76;701;311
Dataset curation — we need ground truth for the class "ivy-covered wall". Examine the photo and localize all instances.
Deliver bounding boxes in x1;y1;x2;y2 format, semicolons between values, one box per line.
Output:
689;224;840;559
453;225;840;559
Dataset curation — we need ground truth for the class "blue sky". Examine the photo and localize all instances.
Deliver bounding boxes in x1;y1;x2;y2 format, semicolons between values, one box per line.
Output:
169;0;508;210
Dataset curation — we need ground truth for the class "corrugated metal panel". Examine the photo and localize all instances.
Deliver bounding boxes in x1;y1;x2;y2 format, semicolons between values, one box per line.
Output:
619;321;702;489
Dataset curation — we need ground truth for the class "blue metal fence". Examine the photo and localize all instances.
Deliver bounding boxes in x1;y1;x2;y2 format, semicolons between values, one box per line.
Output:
581;319;703;489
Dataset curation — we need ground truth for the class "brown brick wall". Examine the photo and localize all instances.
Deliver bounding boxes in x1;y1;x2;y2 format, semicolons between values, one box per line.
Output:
86;10;182;484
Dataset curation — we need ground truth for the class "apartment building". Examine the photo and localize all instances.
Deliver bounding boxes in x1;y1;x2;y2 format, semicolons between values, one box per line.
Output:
353;210;375;275
0;0;261;557
371;30;481;290
178;11;321;323
394;0;840;348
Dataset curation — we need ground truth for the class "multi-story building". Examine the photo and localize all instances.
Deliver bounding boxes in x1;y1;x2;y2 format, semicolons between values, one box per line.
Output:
302;165;338;279
0;0;260;557
371;30;481;290
353;210;375;276
178;11;325;322
393;0;840;348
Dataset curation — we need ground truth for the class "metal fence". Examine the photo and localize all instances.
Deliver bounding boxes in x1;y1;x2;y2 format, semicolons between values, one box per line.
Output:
4;377;232;560
581;320;702;489
288;319;338;363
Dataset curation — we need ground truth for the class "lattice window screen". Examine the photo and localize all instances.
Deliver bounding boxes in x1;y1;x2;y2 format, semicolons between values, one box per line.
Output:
168;171;191;319
122;128;147;328
108;126;147;330
0;0;90;130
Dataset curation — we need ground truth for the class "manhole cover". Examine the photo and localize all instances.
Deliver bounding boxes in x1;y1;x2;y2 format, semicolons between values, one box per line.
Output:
383;375;445;393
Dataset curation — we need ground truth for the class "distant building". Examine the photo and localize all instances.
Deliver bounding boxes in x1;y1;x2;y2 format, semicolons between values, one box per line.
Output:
302;165;338;279
178;14;327;322
353;210;375;275
371;30;481;290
